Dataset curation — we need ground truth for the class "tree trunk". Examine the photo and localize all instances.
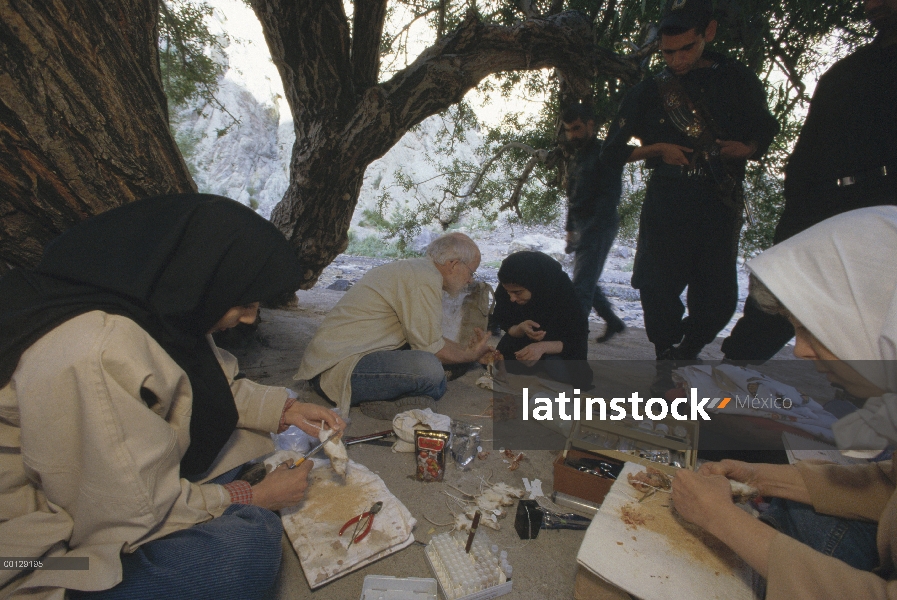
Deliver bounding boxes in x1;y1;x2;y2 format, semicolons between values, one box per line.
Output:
0;0;194;269
254;4;640;287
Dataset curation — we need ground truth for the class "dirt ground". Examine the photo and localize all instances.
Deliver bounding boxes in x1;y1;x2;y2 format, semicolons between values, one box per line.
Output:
223;288;831;600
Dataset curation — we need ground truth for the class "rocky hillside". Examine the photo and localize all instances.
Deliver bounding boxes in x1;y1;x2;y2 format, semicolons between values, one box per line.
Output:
171;74;483;226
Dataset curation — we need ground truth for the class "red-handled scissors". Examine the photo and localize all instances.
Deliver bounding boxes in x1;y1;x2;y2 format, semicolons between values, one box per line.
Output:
339;501;383;550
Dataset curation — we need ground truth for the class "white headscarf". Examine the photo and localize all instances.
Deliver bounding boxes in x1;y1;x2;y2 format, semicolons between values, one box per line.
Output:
747;206;897;453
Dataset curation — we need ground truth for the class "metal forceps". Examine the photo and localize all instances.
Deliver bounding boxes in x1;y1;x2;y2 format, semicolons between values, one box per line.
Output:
576;462;619;480
339;501;383;550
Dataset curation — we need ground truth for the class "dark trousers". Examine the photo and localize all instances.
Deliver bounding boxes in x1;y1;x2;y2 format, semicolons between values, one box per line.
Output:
633;176;743;355
719;295;795;361
571;219;620;323
721;184;896;362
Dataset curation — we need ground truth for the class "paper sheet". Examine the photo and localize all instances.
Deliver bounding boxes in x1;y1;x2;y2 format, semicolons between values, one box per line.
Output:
577;462;762;600
280;459;417;589
781;432;867;466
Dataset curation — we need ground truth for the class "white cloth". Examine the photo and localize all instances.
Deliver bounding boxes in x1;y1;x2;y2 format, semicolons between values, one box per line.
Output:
747;206;897;452
391;408;452;452
673;364;838;443
280;460;416;589
442;289;467;343
475;373;494;390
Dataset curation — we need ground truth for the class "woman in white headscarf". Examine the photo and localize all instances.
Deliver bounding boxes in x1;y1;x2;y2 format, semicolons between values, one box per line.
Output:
671;206;897;599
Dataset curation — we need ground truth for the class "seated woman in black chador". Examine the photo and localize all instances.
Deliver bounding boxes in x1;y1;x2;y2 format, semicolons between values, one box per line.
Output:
492;251;592;387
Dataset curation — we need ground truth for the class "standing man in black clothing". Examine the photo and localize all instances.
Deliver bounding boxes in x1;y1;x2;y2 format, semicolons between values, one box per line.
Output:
721;0;897;362
561;103;628;342
601;0;779;361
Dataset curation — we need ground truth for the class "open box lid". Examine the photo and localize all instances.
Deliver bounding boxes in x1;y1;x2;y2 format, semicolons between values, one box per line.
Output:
563;419;698;474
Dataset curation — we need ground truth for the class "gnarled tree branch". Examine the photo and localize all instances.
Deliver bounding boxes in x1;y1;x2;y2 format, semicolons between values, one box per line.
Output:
500;155;539;216
252;0;355;122
457;141;546;201
262;9;643;287
764;31;808;101
369;10;640;163
352;0;389;91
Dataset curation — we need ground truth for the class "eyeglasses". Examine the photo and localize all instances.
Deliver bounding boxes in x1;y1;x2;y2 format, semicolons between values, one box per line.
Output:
458;260;482;282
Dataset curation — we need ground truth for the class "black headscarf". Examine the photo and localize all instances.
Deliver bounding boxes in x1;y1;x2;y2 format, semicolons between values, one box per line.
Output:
494;251;588;360
0;194;303;477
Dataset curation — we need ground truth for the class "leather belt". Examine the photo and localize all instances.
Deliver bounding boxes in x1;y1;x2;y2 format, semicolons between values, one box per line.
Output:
652;163;711;179
837;166;888;187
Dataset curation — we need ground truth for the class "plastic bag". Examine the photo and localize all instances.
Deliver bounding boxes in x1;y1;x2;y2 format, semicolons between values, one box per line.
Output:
272;425;315;454
450;420;481;471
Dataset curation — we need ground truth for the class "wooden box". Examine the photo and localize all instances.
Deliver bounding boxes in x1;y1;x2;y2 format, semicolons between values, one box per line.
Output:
552;448;624;506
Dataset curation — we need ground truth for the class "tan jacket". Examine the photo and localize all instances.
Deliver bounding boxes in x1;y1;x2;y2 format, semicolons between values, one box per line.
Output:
295;257;446;415
0;312;289;598
767;456;897;599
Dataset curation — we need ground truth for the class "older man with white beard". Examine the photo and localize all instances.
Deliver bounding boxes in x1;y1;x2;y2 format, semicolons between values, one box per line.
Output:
295;232;491;420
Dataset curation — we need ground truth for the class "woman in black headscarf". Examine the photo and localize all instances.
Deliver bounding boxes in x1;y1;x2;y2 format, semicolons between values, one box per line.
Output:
0;194;344;599
493;251;592;386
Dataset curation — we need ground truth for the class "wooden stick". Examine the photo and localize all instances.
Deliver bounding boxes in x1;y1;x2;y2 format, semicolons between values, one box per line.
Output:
465;511;481;553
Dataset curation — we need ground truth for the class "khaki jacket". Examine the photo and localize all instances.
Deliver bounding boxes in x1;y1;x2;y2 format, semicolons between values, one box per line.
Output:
767;456;897;599
0;312;288;598
295;258;445;415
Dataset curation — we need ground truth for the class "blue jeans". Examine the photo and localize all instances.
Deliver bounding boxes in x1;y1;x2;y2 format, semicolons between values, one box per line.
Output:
760;498;879;571
70;469;283;599
572;221;619;322
349;349;447;405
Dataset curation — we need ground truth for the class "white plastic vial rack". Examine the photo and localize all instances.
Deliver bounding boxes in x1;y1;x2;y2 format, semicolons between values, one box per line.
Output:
424;530;512;600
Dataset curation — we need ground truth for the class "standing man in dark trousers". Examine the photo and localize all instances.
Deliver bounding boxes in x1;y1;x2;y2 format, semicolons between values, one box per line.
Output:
601;0;779;361
721;0;897;362
561;103;628;343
